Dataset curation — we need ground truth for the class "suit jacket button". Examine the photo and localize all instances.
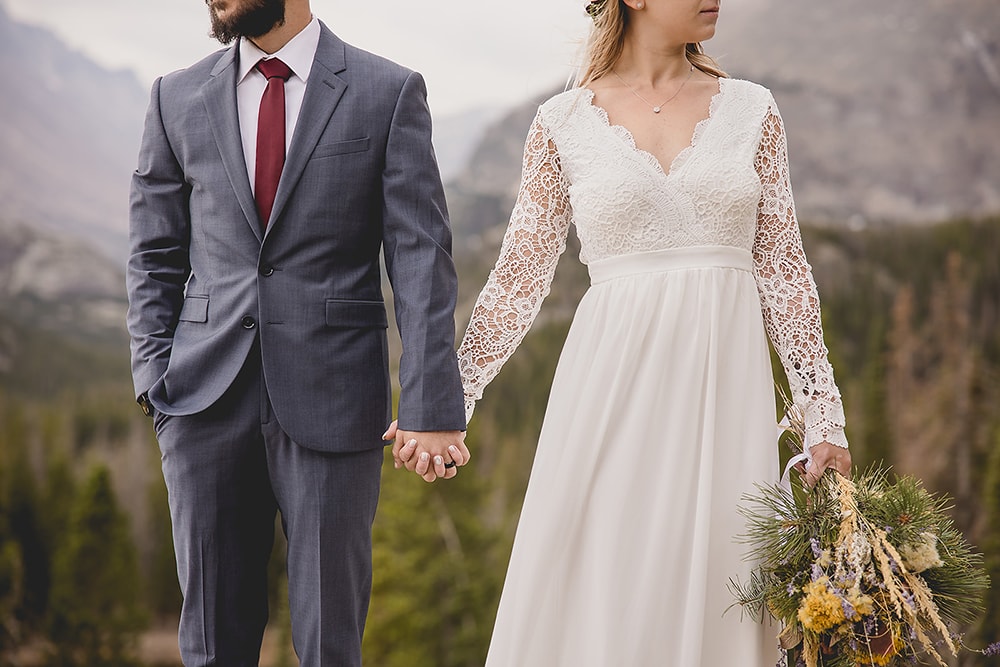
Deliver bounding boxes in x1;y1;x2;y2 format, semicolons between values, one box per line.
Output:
241;316;257;329
260;266;274;277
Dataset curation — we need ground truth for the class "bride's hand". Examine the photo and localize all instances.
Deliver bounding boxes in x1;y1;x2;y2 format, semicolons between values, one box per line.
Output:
801;441;852;487
384;420;471;481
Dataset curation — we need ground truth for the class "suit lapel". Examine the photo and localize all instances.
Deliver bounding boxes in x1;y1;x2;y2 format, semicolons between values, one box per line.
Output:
265;25;348;236
201;47;263;242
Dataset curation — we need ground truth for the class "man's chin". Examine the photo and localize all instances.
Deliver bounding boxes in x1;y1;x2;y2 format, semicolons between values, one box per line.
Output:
208;21;239;45
208;0;285;45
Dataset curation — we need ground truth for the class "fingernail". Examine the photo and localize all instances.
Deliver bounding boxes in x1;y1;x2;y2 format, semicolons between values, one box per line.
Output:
420;453;429;462
448;445;459;454
381;429;390;440
434;456;444;466
408;439;418;447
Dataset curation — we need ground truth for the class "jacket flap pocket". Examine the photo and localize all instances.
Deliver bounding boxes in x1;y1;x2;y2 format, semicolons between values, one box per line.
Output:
178;296;209;323
312;137;370;159
325;299;388;329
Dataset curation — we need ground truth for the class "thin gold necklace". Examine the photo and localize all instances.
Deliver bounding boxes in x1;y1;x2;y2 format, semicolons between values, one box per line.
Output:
612;64;695;114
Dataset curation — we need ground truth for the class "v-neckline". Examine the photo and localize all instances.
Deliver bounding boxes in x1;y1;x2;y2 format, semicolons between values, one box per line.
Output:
582;77;727;180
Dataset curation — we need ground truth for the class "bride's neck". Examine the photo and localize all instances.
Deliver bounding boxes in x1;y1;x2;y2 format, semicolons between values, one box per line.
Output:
615;37;691;87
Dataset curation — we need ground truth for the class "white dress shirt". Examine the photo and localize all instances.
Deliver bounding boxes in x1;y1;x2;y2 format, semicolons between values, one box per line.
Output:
236;17;321;195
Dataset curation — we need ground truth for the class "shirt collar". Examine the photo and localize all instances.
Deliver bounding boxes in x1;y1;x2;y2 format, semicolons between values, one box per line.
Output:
237;16;321;85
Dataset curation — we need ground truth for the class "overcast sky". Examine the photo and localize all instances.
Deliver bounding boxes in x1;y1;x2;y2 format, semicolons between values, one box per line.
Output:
4;0;594;115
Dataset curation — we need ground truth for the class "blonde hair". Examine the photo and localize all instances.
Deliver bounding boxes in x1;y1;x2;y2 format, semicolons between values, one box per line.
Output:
577;0;727;87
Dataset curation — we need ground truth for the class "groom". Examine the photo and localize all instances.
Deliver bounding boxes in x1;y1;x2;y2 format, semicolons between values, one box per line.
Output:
126;0;469;664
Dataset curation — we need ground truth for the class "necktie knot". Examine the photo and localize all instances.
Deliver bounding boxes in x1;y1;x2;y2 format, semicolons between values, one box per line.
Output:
256;57;292;82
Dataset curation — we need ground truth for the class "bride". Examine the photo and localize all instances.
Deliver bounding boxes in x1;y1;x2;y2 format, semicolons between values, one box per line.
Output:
396;0;852;663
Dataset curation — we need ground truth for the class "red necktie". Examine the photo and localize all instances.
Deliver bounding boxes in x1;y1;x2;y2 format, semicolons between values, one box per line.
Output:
254;58;293;228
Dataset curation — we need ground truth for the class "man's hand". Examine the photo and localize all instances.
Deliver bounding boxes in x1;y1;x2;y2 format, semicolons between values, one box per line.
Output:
383;420;470;483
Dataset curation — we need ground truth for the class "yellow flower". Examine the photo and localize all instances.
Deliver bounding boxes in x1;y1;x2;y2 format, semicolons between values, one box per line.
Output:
797;578;846;633
846;589;875;620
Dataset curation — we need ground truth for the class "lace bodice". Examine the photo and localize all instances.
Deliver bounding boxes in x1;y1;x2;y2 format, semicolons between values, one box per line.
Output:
457;78;848;450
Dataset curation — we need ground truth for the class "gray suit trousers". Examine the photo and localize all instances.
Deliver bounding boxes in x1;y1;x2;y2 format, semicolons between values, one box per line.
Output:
155;344;383;667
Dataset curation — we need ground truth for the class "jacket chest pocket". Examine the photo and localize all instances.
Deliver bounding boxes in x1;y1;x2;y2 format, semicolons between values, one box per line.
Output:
311;137;370;160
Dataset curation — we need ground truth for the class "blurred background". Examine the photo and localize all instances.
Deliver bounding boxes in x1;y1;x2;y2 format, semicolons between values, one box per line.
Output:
0;0;998;664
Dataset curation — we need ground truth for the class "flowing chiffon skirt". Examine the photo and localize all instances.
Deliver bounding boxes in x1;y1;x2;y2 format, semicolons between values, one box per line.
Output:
485;246;781;666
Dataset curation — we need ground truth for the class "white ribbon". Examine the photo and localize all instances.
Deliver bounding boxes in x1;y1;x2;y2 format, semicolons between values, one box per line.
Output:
777;414;813;495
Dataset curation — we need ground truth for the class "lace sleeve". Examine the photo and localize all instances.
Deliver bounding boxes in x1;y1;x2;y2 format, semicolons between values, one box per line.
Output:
456;111;573;422
752;100;848;450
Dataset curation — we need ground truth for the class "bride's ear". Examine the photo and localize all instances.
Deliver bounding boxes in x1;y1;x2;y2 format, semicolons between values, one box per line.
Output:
621;0;645;10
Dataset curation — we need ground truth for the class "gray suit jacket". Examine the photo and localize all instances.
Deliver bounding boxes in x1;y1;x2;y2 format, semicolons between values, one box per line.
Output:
126;23;466;452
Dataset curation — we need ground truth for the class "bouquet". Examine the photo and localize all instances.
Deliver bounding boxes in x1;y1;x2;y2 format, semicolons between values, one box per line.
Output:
731;392;991;667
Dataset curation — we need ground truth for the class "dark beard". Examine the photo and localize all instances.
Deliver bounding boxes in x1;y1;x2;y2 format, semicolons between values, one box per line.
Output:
207;0;286;45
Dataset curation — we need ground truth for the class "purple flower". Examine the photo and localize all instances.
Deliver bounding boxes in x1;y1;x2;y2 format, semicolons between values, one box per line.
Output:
835;572;855;586
984;642;1000;657
811;563;825;581
810;538;822;557
901;587;916;610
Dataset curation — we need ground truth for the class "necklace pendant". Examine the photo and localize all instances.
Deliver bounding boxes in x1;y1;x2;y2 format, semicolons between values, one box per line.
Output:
653;106;661;113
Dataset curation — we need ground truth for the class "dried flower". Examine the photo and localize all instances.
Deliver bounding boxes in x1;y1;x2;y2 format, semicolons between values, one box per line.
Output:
798;578;846;633
898;532;943;573
846;589;875;619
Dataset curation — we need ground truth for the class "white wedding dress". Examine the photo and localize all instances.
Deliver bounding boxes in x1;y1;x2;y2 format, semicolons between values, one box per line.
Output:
457;78;849;666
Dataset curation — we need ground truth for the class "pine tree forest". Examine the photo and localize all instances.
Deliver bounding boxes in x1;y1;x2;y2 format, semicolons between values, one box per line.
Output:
1;217;999;665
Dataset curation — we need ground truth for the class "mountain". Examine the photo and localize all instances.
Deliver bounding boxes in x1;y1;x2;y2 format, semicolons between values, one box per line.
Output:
446;0;1000;240
0;218;125;333
715;0;1000;226
0;217;130;395
0;3;148;261
445;88;558;245
433;106;503;182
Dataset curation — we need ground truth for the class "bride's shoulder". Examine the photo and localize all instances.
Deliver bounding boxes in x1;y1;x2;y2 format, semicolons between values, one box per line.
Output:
720;77;777;109
533;87;594;129
538;87;591;115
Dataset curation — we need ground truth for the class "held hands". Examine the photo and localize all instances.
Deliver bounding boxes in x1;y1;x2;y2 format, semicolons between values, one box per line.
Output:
383;420;471;483
797;441;852;488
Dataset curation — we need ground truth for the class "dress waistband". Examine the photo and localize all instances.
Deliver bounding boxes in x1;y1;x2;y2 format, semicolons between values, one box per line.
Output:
588;246;753;284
